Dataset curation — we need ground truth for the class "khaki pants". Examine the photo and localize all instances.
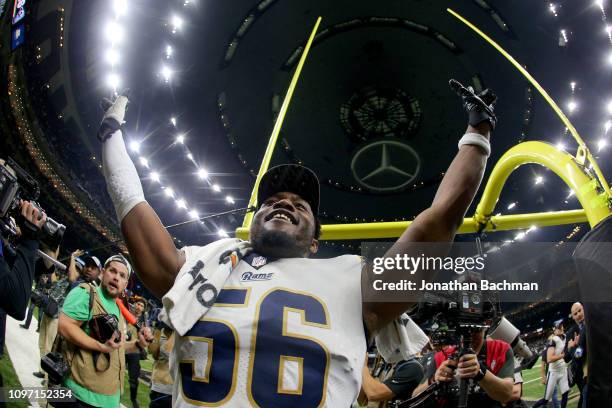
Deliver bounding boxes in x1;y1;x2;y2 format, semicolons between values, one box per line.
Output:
38;314;58;371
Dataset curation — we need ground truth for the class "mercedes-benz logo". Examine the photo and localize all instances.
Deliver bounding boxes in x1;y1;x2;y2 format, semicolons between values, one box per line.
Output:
351;140;421;192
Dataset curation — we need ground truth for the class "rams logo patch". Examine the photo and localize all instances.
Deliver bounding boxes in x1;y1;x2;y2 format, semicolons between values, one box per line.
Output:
241;271;274;282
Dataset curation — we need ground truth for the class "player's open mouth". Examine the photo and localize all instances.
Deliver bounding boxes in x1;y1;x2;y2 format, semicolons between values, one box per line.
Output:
265;210;297;225
108;282;118;290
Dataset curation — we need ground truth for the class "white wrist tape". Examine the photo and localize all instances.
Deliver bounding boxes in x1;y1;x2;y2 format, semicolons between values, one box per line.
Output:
458;132;491;156
102;129;146;222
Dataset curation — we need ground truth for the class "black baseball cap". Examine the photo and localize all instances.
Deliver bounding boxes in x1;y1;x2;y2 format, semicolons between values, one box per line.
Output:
83;255;102;270
257;164;320;215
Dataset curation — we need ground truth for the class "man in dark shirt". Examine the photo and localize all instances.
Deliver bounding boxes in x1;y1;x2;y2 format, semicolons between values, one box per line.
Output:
19;273;50;331
565;302;586;407
0;201;47;319
361;355;424;405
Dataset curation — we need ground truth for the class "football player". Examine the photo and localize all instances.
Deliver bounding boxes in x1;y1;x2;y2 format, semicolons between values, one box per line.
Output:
98;80;496;407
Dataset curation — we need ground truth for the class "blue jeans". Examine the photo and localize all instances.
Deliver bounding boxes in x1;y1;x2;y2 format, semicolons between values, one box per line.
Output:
551;385;560;408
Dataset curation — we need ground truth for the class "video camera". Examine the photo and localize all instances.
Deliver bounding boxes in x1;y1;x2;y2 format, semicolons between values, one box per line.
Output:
414;276;498;348
409;273;498;408
0;157;65;248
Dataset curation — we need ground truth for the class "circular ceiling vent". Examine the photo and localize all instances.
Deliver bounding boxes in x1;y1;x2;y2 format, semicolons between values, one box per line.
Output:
340;86;421;142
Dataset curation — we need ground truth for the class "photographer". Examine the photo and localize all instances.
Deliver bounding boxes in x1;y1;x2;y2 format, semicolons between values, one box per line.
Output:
0;200;47;319
56;255;152;408
20;273;49;331
68;251;102;290
412;329;514;407
125;297;147;408
34;244;76;380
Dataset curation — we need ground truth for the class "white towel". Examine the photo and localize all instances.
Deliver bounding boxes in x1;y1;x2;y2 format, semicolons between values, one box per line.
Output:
159;238;252;336
375;314;429;363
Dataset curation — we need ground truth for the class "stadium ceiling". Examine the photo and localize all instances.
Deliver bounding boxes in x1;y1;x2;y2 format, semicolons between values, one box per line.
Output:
3;0;611;252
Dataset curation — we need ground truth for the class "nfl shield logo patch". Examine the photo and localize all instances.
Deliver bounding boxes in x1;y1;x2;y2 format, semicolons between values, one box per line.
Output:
251;256;267;268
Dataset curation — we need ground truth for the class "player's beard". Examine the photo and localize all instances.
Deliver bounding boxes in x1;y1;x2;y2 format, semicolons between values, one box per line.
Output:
251;229;307;258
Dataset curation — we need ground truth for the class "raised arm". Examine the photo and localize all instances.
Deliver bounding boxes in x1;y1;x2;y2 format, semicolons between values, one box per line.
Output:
99;94;185;298
363;80;496;333
120;204;185;298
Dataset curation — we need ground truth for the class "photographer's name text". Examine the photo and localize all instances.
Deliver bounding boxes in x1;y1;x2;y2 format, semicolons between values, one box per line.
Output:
373;279;539;292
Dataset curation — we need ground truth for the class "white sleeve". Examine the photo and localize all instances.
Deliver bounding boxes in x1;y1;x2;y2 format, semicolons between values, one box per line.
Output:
102;128;146;221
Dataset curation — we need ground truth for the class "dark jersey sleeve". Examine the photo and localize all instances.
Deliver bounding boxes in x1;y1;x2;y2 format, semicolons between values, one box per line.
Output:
383;359;424;399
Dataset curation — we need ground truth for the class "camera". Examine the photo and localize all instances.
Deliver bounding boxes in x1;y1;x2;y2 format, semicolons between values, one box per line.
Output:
41;351;70;385
488;316;537;370
414;278;497;348
0;157;65;248
89;314;121;344
409;273;499;408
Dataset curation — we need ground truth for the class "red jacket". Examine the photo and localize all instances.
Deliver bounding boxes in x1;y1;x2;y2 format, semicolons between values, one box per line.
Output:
434;339;510;375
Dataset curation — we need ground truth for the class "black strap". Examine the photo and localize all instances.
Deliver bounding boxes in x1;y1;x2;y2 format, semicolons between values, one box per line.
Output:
88;284;95;319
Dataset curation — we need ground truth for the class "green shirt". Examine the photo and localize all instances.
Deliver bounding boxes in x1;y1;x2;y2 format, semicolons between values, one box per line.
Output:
61;285;121;407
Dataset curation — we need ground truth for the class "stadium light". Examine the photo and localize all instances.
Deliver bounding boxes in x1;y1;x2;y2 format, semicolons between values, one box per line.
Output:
598;138;607;151
107;73;121;89
129;140;140;153
105;21;124;43
113;0;128;16
197;168;208;179
171;15;183;32
105;49;120;66
161;66;173;82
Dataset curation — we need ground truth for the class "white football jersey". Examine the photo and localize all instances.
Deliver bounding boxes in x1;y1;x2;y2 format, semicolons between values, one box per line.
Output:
548;335;566;373
169;245;367;407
